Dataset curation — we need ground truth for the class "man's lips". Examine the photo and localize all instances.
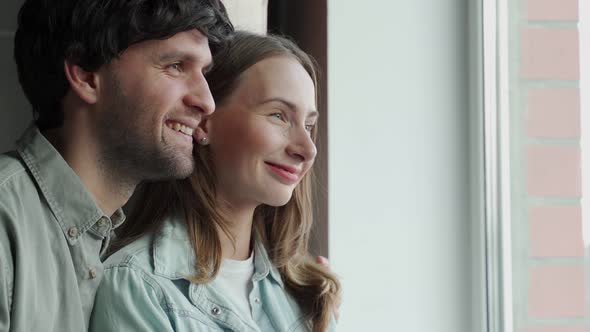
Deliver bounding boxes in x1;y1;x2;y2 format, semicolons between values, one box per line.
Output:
165;119;197;136
165;120;195;145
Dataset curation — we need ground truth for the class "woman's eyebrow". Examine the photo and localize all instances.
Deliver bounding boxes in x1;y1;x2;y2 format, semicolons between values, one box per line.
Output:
261;97;319;118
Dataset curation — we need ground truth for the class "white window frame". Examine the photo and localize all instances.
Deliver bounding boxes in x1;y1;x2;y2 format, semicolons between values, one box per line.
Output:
479;0;514;330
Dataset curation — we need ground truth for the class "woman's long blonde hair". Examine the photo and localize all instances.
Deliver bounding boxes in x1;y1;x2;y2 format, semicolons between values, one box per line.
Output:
115;31;340;331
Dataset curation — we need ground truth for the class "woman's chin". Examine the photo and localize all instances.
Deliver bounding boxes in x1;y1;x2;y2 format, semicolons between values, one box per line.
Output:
262;193;294;207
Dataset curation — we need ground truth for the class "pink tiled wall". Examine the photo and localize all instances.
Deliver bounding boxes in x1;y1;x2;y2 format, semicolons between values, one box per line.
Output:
529;206;583;257
519;0;585;331
526;88;580;139
522;327;587;332
526;0;579;21
528;265;585;317
521;28;579;80
526;145;581;197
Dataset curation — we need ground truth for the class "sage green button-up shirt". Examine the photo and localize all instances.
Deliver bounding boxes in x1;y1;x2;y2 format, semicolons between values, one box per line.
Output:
0;125;125;331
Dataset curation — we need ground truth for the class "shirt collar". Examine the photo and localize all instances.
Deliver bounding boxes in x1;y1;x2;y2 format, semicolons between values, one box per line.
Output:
251;235;284;288
153;215;195;279
153;216;284;287
16;125;125;245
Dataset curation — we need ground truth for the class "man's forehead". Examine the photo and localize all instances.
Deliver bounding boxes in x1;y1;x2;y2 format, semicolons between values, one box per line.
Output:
183;29;209;43
122;29;211;60
154;30;209;51
122;29;206;49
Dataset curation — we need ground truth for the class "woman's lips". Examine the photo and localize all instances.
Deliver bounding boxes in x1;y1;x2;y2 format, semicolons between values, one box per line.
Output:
265;162;300;184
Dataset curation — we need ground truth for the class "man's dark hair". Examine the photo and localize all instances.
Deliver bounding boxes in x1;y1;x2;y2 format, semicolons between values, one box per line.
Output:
14;0;234;130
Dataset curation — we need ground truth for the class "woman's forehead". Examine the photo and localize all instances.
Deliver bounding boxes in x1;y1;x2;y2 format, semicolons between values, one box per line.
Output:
233;56;316;108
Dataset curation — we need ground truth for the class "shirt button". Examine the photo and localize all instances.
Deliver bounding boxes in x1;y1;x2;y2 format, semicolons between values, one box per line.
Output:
89;268;97;279
211;307;221;316
254;298;261;304
98;218;108;227
68;227;79;238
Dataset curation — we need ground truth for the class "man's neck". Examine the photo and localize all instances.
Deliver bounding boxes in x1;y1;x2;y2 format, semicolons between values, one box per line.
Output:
43;126;135;217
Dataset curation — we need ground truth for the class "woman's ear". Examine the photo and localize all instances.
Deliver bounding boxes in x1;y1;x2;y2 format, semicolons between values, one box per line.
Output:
63;60;99;104
193;117;212;146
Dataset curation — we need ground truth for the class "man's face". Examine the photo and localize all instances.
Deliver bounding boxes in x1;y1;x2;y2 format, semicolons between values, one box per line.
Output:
95;29;213;181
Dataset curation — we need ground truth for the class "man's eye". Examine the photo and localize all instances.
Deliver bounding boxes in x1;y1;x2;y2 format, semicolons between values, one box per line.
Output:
168;63;182;72
270;113;285;121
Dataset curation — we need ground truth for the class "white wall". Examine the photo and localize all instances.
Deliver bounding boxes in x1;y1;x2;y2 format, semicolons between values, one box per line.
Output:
221;0;267;34
327;1;474;331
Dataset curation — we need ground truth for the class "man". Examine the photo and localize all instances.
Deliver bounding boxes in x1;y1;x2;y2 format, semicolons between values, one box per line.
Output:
0;0;233;330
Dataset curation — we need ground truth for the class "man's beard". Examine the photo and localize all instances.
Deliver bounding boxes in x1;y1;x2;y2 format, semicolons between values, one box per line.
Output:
96;81;195;184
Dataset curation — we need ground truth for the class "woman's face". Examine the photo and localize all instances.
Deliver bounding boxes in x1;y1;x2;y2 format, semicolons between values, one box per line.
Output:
206;56;317;209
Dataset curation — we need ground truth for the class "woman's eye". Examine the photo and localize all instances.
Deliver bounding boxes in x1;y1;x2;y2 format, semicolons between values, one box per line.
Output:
305;124;315;132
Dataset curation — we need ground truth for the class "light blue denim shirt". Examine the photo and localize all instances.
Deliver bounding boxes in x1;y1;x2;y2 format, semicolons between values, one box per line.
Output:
90;215;333;331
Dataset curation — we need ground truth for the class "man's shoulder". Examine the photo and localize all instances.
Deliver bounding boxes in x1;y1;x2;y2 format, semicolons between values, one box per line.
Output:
0;150;45;230
0;153;32;259
0;151;29;189
0;151;39;210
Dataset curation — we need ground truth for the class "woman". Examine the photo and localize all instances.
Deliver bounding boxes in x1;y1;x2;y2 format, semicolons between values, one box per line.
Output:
89;31;340;332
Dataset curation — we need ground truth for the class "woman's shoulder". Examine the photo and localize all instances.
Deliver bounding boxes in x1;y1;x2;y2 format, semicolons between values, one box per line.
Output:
103;213;187;268
95;229;180;320
103;233;154;270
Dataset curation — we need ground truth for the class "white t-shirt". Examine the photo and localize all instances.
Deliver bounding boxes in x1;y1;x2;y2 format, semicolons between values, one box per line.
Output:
211;252;255;320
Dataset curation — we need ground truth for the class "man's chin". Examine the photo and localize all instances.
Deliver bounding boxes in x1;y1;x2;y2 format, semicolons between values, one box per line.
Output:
167;158;195;179
143;154;194;181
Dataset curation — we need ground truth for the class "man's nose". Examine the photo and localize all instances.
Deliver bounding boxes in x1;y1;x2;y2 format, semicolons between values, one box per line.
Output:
183;73;215;116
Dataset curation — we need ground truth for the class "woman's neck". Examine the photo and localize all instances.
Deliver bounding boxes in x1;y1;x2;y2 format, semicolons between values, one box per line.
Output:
217;203;256;261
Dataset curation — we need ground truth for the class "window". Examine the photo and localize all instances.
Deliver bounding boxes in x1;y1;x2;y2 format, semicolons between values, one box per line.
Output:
483;0;588;330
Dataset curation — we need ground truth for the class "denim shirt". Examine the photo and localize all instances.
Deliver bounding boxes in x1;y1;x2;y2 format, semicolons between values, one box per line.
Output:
0;125;125;331
90;215;331;332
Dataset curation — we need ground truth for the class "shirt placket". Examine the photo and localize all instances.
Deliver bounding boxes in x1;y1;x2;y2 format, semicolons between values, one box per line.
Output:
67;222;105;320
189;283;256;331
249;280;264;322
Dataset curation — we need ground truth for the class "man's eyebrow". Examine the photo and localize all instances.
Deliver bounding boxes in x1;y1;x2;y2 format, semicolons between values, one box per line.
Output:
261;97;319;118
155;50;212;68
203;60;214;74
155;51;188;62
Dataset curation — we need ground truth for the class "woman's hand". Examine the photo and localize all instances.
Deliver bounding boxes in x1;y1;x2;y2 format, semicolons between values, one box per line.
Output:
315;256;342;322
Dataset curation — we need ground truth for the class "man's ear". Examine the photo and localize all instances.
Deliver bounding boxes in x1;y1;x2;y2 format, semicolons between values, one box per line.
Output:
63;60;100;104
